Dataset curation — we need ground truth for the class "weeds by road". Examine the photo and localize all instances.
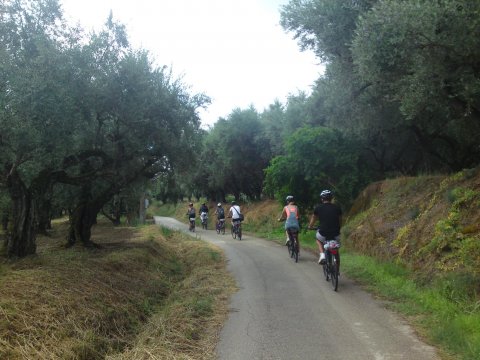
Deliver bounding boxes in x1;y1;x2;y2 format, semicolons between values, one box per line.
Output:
0;219;235;359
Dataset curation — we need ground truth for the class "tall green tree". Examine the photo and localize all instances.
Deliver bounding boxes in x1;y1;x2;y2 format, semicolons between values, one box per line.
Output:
264;126;367;209
352;0;480;170
0;0;207;256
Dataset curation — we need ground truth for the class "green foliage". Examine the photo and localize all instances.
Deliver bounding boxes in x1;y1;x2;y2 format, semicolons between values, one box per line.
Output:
352;0;480;170
264;126;369;209
418;186;480;272
0;0;208;253
191;107;270;201
281;0;480;176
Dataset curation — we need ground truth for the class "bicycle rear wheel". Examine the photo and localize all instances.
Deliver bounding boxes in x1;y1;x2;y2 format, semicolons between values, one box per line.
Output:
330;255;339;291
231;225;236;239
238;226;242;240
287;240;293;257
293;235;299;263
323;263;329;281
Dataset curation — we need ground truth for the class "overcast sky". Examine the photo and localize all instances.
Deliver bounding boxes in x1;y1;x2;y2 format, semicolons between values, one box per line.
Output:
60;0;323;127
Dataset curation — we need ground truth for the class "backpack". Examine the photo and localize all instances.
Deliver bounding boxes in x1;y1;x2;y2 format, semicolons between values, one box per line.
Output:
217;207;225;217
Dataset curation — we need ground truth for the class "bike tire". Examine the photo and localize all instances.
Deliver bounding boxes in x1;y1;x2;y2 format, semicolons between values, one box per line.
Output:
287;241;293;257
238;226;242;240
293;234;299;263
330;256;339;291
231;225;236;239
323;262;329;281
222;225;225;235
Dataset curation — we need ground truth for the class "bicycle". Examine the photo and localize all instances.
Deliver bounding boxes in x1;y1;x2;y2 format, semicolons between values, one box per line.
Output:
188;217;196;232
231;220;242;240
322;240;340;291
200;212;208;230
216;219;226;234
286;228;299;263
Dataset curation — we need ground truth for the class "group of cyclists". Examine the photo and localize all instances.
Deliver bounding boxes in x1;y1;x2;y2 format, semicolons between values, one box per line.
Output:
186;200;243;232
186;189;342;269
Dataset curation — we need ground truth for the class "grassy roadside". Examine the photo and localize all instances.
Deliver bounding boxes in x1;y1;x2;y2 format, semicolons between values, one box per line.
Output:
157;199;478;360
339;252;479;360
0;219;235;359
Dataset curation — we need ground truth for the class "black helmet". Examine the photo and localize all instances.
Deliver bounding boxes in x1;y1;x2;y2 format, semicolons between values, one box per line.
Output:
285;195;294;203
231;201;237;205
320;190;333;201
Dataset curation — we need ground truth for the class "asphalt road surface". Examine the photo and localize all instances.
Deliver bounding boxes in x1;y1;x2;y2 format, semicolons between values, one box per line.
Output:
154;216;439;360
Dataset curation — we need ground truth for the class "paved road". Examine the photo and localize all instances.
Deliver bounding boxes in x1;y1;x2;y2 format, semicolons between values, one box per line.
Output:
154;216;439;360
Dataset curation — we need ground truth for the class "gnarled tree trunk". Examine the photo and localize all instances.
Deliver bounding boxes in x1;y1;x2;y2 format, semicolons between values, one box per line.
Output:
67;185;116;247
67;202;99;247
6;168;37;257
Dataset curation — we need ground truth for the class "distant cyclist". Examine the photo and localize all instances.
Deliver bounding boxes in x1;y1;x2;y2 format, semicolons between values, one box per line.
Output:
187;202;196;218
228;201;242;224
214;202;225;229
199;202;209;225
215;203;225;221
199;202;209;215
278;195;300;252
186;202;196;231
308;190;342;265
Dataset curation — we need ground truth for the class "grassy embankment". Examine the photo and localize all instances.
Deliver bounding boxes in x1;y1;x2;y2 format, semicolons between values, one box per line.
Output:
0;218;235;359
161;167;480;360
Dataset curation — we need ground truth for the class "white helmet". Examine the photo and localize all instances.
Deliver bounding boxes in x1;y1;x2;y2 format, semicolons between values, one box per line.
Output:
217;203;222;207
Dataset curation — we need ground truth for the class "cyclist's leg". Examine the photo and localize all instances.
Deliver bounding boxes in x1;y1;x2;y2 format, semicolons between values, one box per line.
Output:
316;231;326;263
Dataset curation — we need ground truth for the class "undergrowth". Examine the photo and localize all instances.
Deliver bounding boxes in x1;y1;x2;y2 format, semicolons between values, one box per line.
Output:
0;219;235;359
342;252;480;360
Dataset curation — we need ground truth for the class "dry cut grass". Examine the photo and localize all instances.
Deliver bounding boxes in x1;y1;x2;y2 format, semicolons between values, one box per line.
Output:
0;219;235;360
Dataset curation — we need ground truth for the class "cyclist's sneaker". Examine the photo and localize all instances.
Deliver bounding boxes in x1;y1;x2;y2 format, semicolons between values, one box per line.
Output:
318;253;326;264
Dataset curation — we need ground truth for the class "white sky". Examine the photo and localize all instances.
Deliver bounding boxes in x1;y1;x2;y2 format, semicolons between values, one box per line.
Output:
60;0;323;127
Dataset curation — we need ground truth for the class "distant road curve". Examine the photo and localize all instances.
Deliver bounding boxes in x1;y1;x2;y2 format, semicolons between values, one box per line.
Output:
154;216;439;360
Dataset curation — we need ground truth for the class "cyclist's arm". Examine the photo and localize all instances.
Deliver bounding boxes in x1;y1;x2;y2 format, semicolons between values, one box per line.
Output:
308;213;318;229
277;207;287;222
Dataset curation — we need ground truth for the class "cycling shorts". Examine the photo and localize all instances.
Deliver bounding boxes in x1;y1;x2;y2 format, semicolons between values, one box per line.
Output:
316;231;340;244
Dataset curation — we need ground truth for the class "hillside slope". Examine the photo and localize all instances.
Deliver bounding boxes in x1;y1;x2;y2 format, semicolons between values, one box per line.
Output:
344;167;480;293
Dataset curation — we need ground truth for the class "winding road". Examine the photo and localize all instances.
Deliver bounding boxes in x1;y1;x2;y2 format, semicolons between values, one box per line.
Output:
154;216;438;360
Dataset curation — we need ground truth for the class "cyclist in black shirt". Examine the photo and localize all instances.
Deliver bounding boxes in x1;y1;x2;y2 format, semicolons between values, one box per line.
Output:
308;190;342;265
